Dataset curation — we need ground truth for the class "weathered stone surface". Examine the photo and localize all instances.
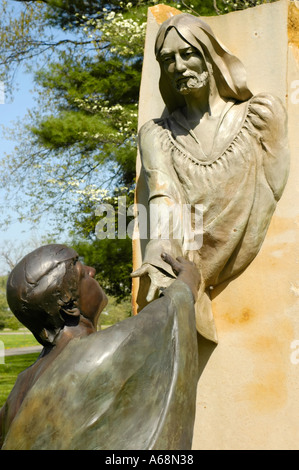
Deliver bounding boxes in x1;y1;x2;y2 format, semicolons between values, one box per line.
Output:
193;1;299;450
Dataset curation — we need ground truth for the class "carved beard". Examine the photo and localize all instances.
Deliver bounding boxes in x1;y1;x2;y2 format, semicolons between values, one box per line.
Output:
175;70;209;95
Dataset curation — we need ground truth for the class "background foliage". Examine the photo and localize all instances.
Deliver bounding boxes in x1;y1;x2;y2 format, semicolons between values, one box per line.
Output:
0;276;22;330
0;353;40;407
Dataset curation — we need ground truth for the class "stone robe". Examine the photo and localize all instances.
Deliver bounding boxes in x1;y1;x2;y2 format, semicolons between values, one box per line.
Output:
138;93;289;342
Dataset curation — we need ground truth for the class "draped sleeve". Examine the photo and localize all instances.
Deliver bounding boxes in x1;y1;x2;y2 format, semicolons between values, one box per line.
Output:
139;119;183;202
138;119;185;276
247;93;289;201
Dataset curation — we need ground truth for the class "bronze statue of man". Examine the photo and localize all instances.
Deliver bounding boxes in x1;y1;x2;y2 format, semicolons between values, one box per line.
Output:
0;244;200;450
133;14;290;342
0;244;108;447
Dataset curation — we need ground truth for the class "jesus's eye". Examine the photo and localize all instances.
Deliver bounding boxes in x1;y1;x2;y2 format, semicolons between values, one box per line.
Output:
181;49;195;60
161;55;174;64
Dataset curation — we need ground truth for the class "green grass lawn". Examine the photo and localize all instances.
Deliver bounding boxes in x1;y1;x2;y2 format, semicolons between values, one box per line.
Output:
0;332;40;408
0;353;40;408
0;332;39;350
0;297;132;410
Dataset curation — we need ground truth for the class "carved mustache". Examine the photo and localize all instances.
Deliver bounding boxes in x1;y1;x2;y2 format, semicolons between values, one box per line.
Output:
175;71;208;82
175;73;197;82
174;71;209;90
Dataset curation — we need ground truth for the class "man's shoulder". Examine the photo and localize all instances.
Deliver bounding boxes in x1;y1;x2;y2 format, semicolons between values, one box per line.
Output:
250;92;284;106
246;92;287;141
139;117;166;143
249;92;286;121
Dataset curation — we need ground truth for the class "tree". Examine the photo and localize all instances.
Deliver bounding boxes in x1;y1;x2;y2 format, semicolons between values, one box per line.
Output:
0;278;9;330
0;237;50;274
0;275;23;330
0;1;225;227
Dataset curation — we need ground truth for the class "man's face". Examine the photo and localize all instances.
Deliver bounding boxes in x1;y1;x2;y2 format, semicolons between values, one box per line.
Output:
159;28;208;96
75;261;108;327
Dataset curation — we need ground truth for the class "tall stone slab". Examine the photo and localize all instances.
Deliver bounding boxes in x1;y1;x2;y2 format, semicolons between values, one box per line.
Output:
134;0;299;449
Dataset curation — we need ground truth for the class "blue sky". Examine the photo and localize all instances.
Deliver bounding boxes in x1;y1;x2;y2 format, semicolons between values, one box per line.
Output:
0;69;55;274
0;1;77;275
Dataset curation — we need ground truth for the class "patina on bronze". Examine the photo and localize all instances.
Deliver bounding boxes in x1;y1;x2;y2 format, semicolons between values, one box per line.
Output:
133;13;290;343
0;245;199;450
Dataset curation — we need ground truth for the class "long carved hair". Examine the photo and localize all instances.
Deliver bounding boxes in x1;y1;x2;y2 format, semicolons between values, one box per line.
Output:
155;14;253;113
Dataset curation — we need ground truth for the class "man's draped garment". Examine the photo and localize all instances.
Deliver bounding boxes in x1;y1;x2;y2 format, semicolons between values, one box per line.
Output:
138;93;289;342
